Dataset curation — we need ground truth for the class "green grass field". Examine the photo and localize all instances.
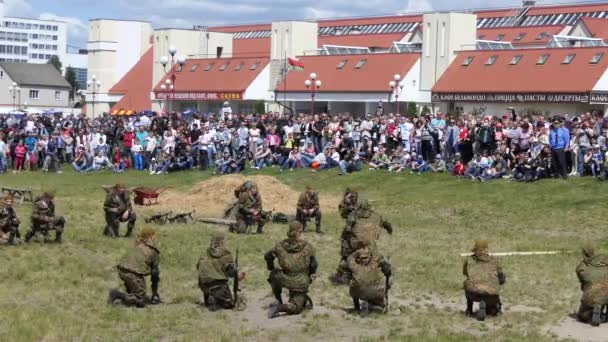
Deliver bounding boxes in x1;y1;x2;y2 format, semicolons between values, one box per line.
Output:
1;167;606;341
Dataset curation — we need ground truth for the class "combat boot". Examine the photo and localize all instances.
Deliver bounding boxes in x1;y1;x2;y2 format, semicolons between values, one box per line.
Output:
7;231;18;245
24;230;34;243
477;301;486;321
269;304;289;318
124;225;134;238
103;226;112;237
112;226;120;238
54;232;62;244
353;297;361;312
256;225;264;234
207;296;218;312
465;300;474;317
315;224;324;235
591;305;602;327
107;288;126;304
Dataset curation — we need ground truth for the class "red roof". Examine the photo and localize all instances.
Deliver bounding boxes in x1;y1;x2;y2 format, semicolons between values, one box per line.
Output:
318;33;405;49
109;47;153;112
154;57;269;93
578;17;608;41
433;47;608;93
318;15;422;28
477;25;566;45
276;53;419;93
527;3;608;16
210;24;271;33
233;38;270;58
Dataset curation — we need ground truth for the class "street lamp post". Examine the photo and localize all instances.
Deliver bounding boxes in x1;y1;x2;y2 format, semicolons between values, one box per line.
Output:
159;45;186;114
8;82;20;111
87;75;101;118
389;74;404;115
304;72;322;115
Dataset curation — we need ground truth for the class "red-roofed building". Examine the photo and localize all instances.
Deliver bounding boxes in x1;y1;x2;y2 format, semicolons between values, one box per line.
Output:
108;47;153;113
570;17;608;41
432;47;608;114
477;25;567;47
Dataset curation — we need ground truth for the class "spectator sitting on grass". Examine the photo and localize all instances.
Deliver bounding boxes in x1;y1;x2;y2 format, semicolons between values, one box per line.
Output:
72;145;89;172
369;147;389;170
318;146;340;171
84;151;114;172
214;151;234;175
280;147;300;172
253;144;271;170
411;154;428;174
430;154;446;173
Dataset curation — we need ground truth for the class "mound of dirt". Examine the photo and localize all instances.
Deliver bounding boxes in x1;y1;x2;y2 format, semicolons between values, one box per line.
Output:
158;175;340;218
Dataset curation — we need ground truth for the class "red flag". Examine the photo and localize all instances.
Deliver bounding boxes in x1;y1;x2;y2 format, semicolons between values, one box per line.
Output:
287;57;304;71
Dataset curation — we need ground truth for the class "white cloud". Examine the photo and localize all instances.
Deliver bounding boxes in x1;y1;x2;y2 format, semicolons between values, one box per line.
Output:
39;13;88;47
3;0;34;17
401;0;434;13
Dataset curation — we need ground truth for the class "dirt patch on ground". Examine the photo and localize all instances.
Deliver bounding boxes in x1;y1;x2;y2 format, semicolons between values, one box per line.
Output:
157;175;341;218
546;316;608;341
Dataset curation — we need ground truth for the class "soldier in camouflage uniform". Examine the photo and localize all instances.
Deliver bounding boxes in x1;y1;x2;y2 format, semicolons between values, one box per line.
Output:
108;227;161;308
25;192;65;243
338;188;358;219
342;241;392;313
463;240;506;321
576;244;608;326
229;181;265;234
0;196;20;245
265;221;318;318
196;233;245;311
296;185;323;234
103;183;136;238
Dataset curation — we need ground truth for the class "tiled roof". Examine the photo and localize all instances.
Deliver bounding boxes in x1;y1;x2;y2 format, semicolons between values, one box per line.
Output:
319;33;405;49
0;62;70;88
433;47;608;93
153;57;269;92
578;17;608;40
275;53;419;93
109;47;153;111
477;25;566;45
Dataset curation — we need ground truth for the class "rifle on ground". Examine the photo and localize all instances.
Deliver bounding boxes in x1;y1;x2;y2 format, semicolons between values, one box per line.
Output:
145;212;172;225
233;248;240;307
168;210;196;224
199;217;237;226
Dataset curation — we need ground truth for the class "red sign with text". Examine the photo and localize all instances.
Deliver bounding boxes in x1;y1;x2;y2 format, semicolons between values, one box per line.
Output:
155;92;243;101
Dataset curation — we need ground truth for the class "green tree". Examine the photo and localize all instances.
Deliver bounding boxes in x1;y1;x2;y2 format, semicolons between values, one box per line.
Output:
406;102;418;117
421;105;431;115
254;100;266;115
64;67;78;101
47;55;62;73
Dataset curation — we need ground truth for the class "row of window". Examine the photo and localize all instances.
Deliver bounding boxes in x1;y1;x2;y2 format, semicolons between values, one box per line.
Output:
335;59;367;70
0;45;28;55
30;53;54;60
31;33;58;41
179;61;261;72
462;52;604;67
0;58;26;63
478;31;551;42
4;21;59;31
477;11;608;29
232;30;272;39
0;31;29;42
318;22;419;36
30;43;57;51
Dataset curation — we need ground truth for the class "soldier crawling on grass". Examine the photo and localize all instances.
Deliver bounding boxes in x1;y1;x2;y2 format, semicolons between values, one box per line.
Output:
196;233;246;311
26;191;65;243
108;227;161;308
103;183;136;238
576;244;608;326
265;221;318;318
296;185;323;234
463;240;506;321
0;195;21;245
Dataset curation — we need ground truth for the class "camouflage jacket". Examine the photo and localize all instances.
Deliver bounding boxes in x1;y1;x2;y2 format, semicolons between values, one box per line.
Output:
104;191;132;214
463;254;503;295
117;242;161;276
0;207;19;228
344;246;388;298
236;191;262;217
576;254;608;306
196;246;236;284
297;191;319;211
345;210;391;245
267;239;316;291
31;197;56;224
339;196;357;219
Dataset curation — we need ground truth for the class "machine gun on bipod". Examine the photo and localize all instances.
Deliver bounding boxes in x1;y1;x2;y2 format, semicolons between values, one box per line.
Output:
145;212;173;225
168;210;196;224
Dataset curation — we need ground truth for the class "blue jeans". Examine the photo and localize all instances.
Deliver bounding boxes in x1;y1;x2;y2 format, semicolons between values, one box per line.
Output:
281;159;297;170
339;160;361;174
133;154;143;170
319;158;339;171
300;155;314;167
578;147;588;175
0;155;6;173
313;136;324;156
255;158;268;169
72;162;87;172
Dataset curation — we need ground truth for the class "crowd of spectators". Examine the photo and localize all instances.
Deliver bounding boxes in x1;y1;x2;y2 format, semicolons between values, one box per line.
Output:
0;108;606;182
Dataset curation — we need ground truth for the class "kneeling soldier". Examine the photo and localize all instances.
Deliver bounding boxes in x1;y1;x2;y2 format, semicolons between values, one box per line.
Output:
196;233;245;311
103;183;136;238
296;185;323;234
26;191;65;243
463;240;506;321
265;221;317;318
576;244;608;326
0;196;20;245
108;227;161;307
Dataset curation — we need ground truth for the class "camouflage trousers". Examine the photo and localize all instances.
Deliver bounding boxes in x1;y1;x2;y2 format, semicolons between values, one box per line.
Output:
104;211;136;237
350;285;385;308
0;223;19;244
465;291;501;316
117;267;147;308
26;216;65;242
199;279;234;310
295;209;322;231
230;215;264;234
268;270;310;315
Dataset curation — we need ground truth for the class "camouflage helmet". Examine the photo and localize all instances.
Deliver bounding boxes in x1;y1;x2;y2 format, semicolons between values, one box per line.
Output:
42;190;56;199
472;240;489;254
114;183;126;191
357;200;373;218
137;227;156;243
287;221;303;238
582;243;595;259
210;233;226;246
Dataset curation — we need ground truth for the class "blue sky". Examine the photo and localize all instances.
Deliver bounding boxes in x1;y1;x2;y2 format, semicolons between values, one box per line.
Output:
5;0;606;47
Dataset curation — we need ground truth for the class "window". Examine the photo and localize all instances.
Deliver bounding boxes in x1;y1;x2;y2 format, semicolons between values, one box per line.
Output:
234;62;244;71
537;54;549;65
485;55;498;66
535;32;547;40
204;63;214;71
218;62;229;71
495;34;505;41
354;59;367;69
54;91;61;101
462;56;474;66
249;62;259;71
514;33;526;41
336;59;347;69
509;55;523;65
562;53;576;64
29;90;39;99
590;52;604;64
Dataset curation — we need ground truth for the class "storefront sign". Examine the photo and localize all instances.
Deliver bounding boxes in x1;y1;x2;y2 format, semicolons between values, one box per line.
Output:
431;92;590;104
590;92;608;104
155;92;243;101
